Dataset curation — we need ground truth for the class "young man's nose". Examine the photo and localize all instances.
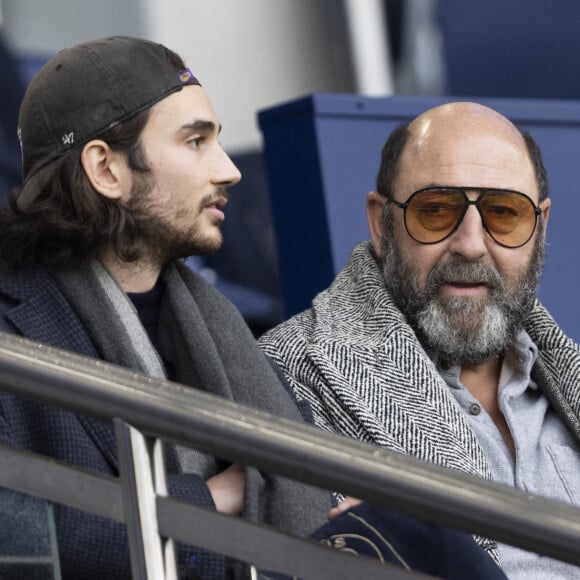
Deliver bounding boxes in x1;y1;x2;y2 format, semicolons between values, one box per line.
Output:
213;147;241;186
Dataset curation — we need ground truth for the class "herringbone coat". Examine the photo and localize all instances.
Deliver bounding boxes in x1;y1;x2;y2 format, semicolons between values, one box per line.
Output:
260;242;580;555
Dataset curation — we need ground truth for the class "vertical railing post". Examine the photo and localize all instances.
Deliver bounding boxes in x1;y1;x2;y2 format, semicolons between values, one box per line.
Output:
114;418;177;580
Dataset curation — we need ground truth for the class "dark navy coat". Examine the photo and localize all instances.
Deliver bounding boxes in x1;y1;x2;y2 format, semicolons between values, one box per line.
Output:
0;267;222;579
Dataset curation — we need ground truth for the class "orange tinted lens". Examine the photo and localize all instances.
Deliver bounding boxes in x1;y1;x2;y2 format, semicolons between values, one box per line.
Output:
480;191;536;246
406;190;465;242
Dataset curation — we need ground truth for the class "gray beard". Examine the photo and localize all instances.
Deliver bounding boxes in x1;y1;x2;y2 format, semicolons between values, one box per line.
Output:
380;218;545;366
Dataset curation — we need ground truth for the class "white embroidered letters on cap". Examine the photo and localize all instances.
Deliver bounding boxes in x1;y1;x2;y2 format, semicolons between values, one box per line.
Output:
62;132;74;146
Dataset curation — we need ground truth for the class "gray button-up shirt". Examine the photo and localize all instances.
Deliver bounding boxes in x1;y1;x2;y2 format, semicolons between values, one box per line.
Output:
438;330;580;579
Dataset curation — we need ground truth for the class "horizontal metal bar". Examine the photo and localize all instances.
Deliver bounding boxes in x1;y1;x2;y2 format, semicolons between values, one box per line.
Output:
0;443;122;522
156;496;433;580
0;441;432;579
0;333;579;565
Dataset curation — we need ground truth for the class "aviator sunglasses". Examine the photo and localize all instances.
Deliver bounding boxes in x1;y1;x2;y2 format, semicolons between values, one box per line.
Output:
385;186;543;249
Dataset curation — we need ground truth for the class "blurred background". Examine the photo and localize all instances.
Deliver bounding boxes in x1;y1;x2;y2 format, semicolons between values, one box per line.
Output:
1;0;580;335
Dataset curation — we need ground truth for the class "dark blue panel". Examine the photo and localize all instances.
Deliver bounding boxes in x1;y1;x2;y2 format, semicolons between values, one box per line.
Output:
259;97;335;317
259;94;580;342
437;0;580;100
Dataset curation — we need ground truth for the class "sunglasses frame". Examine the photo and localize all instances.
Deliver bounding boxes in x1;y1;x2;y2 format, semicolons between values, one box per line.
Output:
386;186;542;249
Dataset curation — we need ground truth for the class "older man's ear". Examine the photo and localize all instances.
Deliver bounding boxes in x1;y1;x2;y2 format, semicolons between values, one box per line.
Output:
366;190;388;256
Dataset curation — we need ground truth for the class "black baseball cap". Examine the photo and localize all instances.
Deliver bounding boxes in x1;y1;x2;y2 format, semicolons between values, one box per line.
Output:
17;35;200;205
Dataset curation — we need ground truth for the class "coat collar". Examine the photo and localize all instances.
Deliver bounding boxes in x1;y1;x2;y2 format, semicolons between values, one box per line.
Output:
301;242;580;467
300;243;492;477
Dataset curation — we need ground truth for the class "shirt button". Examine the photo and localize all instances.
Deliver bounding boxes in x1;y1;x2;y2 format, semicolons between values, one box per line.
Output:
469;403;481;416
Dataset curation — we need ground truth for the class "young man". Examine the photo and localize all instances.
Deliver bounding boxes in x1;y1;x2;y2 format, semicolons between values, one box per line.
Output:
260;102;580;577
0;35;332;579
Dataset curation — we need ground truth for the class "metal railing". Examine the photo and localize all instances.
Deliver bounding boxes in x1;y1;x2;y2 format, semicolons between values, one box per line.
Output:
0;331;579;578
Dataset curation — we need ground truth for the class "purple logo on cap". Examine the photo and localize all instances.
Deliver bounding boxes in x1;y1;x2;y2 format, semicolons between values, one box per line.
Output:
179;68;195;84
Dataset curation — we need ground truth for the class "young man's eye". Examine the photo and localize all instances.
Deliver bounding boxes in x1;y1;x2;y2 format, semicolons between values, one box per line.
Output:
187;136;205;148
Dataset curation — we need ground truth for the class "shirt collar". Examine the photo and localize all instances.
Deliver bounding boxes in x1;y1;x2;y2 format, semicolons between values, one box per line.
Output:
429;328;538;391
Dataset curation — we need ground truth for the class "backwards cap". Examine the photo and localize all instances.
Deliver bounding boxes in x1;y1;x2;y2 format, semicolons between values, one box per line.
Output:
17;35;200;203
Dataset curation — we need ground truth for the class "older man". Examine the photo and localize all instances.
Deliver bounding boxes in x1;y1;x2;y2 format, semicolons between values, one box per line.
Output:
260;102;580;578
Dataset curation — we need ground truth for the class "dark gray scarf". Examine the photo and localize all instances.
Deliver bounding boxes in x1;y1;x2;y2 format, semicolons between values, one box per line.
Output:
54;259;332;537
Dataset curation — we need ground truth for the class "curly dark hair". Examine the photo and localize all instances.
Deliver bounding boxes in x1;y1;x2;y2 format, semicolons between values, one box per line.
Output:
375;121;549;203
0;46;188;270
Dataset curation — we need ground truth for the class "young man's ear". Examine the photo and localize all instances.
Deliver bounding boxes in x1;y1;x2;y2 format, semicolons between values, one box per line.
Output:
366;191;387;255
80;140;131;200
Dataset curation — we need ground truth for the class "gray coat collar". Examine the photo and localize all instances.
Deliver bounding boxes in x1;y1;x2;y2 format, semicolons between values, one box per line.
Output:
262;242;580;476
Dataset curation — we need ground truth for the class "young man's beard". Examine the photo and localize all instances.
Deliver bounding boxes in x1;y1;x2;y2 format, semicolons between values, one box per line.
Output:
125;173;224;267
380;217;545;366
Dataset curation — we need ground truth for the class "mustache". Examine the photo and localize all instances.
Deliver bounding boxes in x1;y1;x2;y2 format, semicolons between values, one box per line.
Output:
425;260;503;295
200;187;230;208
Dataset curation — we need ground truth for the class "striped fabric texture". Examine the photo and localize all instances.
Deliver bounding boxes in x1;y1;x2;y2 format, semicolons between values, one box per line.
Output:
260;242;580;558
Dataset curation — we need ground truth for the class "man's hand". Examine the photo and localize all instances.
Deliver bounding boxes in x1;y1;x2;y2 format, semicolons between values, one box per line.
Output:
327;496;362;520
206;463;245;515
